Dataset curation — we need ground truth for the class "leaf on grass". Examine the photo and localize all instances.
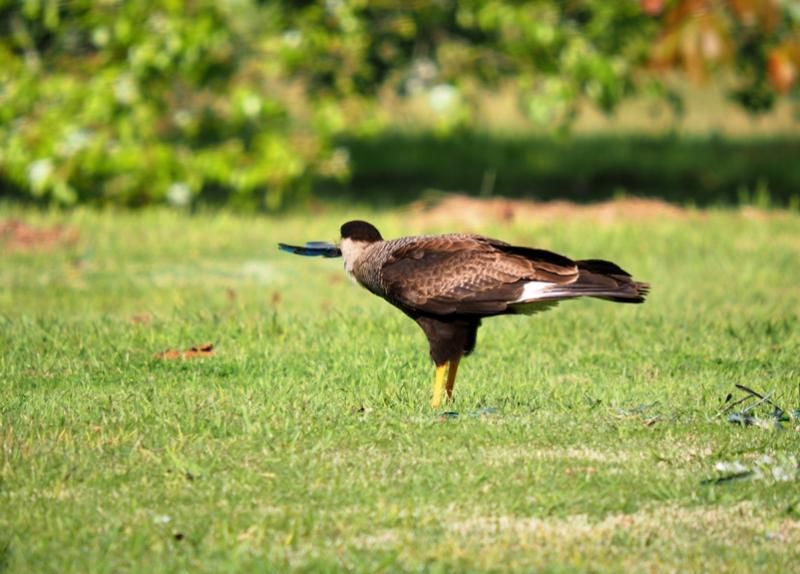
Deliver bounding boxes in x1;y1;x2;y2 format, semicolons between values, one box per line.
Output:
156;343;214;360
131;313;152;325
0;219;79;251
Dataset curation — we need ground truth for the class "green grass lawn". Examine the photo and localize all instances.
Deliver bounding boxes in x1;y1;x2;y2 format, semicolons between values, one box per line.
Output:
1;205;799;572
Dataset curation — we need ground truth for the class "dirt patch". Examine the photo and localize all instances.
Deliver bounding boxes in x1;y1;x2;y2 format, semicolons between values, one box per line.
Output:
408;195;691;228
0;219;79;251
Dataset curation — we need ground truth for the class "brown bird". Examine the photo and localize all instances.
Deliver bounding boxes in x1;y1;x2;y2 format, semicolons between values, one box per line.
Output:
283;220;649;408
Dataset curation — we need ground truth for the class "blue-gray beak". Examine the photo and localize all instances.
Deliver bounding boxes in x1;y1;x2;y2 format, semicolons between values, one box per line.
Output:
278;241;342;258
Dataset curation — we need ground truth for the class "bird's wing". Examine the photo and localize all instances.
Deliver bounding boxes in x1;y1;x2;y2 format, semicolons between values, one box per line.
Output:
380;235;579;315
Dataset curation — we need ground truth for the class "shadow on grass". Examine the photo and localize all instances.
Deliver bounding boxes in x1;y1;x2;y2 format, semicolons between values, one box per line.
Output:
319;131;800;209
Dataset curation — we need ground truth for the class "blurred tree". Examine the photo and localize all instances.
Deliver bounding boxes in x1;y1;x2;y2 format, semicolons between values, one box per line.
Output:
650;0;800;111
0;0;347;208
280;0;800;121
0;0;797;208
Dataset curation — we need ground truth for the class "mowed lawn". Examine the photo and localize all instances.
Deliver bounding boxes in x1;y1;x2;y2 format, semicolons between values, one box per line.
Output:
1;204;799;573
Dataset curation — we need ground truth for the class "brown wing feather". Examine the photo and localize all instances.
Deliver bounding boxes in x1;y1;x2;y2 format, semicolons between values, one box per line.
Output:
520;259;649;303
380;235;579;315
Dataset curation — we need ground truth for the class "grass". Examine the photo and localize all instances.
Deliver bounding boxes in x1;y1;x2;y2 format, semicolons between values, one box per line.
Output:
1;205;799;572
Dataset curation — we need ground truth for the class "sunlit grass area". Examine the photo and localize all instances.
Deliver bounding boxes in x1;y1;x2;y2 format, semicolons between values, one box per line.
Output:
1;205;799;572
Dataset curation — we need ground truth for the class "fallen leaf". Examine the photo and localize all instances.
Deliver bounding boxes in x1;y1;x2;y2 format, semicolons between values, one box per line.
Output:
0;219;79;251
565;467;598;477
156;343;214;360
131;314;152;325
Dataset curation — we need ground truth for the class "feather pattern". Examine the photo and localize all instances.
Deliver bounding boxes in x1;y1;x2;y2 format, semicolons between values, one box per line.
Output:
350;233;647;316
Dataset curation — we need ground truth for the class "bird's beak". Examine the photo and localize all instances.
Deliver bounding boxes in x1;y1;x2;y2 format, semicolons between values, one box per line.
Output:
278;241;342;258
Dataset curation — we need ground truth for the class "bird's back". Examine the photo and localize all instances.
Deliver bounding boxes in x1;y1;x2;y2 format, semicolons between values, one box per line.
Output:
351;233;484;298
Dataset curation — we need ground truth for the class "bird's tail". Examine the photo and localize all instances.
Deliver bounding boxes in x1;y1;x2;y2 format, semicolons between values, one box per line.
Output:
562;259;649;303
514;259;649;306
574;259;650;303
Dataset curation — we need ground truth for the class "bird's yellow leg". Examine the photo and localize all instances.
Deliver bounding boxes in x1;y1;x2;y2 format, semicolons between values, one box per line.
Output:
431;363;448;408
445;357;460;400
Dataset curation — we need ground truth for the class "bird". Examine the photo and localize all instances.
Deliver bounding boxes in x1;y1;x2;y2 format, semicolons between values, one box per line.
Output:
280;220;649;408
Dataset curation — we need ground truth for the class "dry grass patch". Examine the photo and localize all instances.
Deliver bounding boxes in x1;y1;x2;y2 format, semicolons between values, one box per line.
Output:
436;502;800;571
446;501;799;545
289;502;800;571
477;444;641;466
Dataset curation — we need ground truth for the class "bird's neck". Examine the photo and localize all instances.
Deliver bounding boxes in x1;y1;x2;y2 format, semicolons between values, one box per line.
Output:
341;238;386;295
341;238;379;275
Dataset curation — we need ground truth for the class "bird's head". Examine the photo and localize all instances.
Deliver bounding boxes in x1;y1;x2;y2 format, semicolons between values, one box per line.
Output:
340;220;383;272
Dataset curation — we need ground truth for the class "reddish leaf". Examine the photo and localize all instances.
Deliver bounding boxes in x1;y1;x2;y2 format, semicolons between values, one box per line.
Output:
0;219;79;251
640;0;665;16
768;49;797;94
156;343;215;360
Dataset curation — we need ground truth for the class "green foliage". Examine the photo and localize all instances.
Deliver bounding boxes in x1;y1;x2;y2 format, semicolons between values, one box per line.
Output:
0;1;798;208
281;1;658;122
0;1;344;208
1;208;799;571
